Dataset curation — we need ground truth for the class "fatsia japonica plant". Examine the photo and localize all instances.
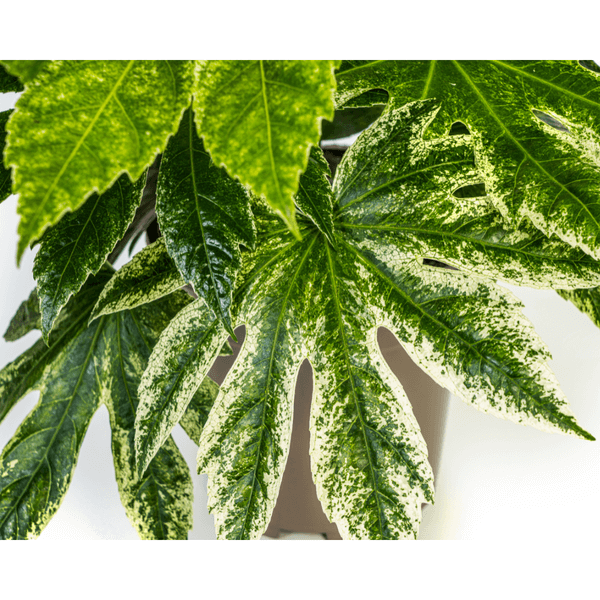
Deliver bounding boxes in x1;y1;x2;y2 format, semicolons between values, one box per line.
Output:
0;59;599;540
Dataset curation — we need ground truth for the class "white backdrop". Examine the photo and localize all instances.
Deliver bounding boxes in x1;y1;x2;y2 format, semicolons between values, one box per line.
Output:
1;88;599;541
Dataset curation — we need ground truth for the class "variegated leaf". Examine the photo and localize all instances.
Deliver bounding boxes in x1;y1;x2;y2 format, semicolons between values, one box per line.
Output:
335;60;600;260
135;299;228;477
332;100;593;441
34;172;145;341
0;317;106;539
156;107;255;337
196;234;311;540
89;238;185;322
306;241;433;539
557;286;600;329
0;263;195;539
193;60;338;236
4;60;195;262
336;100;600;290
102;301;194;540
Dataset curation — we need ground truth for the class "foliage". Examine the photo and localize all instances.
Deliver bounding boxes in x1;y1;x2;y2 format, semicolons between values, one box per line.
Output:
0;60;598;540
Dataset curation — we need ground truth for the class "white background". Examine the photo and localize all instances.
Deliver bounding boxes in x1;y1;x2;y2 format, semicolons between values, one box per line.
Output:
1;86;599;544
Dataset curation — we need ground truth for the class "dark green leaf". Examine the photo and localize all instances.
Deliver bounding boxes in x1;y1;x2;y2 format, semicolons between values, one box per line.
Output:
3;287;40;342
156;107;255;337
321;105;385;141
0;317;105;539
294;146;336;245
34;173;145;341
0;64;23;92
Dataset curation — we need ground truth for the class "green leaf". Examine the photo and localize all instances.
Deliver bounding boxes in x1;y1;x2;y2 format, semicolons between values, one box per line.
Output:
0;317;105;539
0;269;113;425
34;172;145;341
102;300;194;540
179;377;220;445
1;60;51;84
3;287;40;342
90;238;186;322
335;60;600;260
335;100;600;290
193;60;337;237
0;64;23;92
5;60;195;262
156;107;255;337
135;299;228;477
0;110;13;204
294;146;336;245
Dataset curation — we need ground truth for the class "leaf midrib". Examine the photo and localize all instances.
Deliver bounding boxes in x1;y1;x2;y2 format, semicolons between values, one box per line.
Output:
187;110;229;329
341;223;599;266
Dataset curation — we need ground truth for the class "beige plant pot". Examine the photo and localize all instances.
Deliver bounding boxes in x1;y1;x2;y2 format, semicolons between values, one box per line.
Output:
207;326;450;540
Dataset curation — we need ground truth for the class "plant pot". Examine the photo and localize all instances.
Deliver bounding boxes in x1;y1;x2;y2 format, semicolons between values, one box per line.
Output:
206;326;450;540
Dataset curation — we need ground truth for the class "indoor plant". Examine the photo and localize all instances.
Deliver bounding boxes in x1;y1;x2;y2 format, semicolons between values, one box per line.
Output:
0;59;599;540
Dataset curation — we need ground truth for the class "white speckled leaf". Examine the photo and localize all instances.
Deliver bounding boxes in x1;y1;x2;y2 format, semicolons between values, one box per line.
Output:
0;264;195;539
335;60;600;260
306;242;433;539
193;60;338;237
90;238;186;322
178;377;220;445
102;300;194;540
5;60;195;262
135;299;228;477
336;100;600;290
196;232;311;540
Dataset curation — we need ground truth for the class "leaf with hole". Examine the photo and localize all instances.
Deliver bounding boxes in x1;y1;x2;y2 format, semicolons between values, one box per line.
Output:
335;60;600;260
